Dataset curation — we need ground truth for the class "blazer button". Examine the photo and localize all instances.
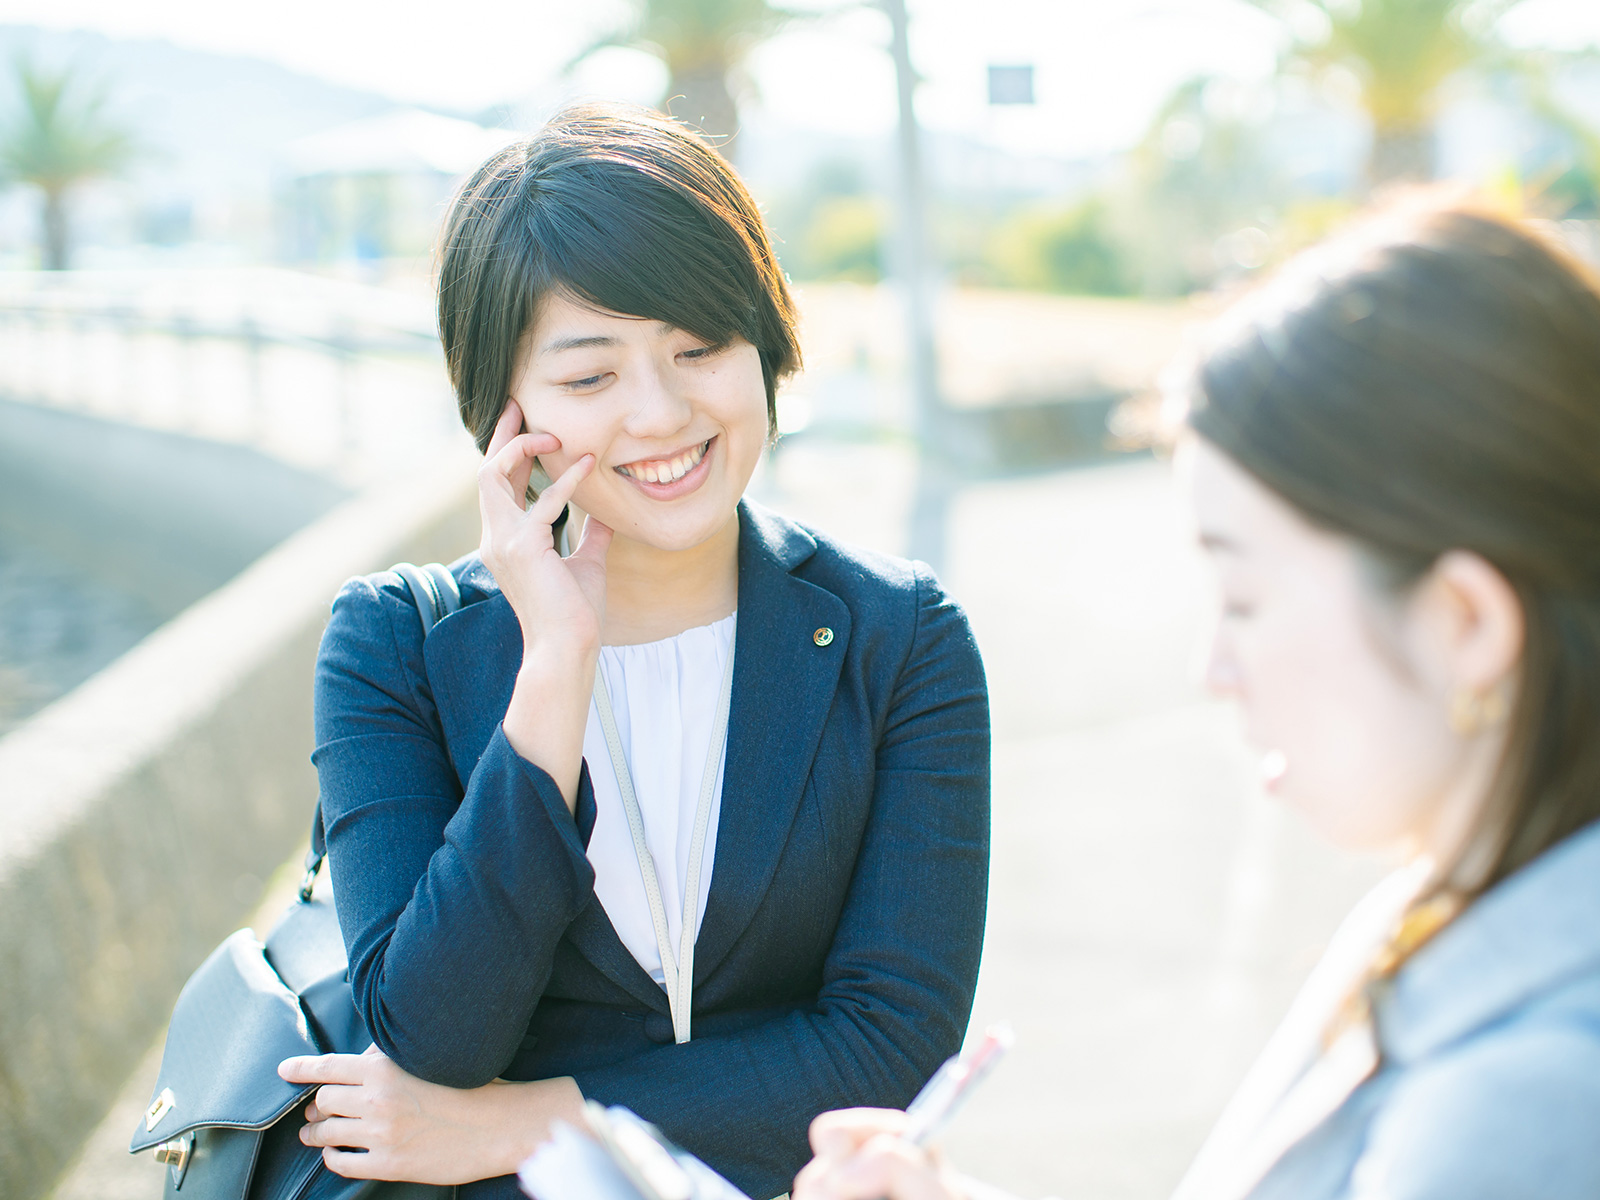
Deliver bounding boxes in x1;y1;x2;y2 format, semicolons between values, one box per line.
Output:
813;627;834;646
643;1011;675;1044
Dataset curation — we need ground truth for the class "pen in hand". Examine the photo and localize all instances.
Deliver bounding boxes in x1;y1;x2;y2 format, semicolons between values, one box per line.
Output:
901;1022;1015;1146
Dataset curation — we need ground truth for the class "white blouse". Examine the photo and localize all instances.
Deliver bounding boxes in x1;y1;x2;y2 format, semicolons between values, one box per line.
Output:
583;612;736;986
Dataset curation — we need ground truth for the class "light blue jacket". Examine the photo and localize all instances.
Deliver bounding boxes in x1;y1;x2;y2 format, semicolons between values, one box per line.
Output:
1174;818;1600;1200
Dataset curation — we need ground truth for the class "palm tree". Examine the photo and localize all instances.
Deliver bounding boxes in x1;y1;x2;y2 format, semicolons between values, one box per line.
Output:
1521;68;1600;217
570;0;798;159
1246;0;1532;184
0;56;134;269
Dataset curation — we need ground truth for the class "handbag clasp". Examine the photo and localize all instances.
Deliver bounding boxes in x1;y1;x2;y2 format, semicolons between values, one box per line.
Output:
154;1132;194;1187
144;1087;176;1131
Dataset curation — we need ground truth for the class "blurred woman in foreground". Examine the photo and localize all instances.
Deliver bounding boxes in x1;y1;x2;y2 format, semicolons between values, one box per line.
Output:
794;201;1600;1200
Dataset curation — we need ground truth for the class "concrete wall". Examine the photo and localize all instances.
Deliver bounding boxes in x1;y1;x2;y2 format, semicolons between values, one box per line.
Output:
0;446;479;1200
0;398;351;618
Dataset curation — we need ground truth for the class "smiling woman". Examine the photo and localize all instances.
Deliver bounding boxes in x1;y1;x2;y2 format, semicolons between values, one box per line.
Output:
277;103;990;1200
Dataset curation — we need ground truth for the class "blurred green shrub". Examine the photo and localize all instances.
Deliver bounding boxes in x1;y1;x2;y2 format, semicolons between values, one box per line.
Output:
986;199;1131;295
797;194;885;282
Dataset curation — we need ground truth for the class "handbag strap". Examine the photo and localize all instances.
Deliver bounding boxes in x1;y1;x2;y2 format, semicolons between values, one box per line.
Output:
300;562;460;902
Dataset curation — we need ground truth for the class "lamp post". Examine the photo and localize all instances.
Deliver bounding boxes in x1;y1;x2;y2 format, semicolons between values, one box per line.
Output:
880;0;947;569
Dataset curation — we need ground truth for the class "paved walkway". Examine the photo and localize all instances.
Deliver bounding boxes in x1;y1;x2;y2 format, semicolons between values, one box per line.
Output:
55;451;1380;1200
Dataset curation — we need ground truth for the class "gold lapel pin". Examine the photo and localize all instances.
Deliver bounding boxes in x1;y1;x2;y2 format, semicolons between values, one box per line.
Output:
813;627;834;647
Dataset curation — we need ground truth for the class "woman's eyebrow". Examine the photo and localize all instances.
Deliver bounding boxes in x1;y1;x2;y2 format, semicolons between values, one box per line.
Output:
1200;531;1242;554
540;333;619;356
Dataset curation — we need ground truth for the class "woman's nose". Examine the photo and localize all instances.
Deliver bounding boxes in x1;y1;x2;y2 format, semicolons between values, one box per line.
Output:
622;366;694;438
1201;628;1242;698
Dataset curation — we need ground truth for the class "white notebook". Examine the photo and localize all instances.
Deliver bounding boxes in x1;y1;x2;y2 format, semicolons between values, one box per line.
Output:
519;1103;753;1200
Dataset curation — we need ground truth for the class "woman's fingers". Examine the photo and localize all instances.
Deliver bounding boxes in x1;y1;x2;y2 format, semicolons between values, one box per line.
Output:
321;1145;382;1180
478;436;561;542
809;1108;911;1157
482;432;560;500
279;1054;367;1086
528;454;596;525
300;1115;370;1150
795;1135;953;1200
569;514;614;567
312;1083;366;1118
483;400;525;461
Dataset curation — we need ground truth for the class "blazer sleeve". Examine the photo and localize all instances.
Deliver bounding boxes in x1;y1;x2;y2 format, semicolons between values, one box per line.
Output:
312;575;597;1087
573;563;991;1195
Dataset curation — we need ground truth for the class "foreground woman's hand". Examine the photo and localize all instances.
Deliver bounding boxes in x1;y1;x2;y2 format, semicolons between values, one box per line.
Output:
278;1047;584;1185
478;399;614;808
793;1109;966;1200
478;399;612;657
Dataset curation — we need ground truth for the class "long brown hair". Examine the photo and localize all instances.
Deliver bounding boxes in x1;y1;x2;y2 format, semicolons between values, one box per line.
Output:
1186;200;1600;892
436;102;801;452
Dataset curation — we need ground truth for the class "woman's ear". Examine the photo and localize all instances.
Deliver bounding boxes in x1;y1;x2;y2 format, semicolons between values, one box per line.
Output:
1419;549;1525;701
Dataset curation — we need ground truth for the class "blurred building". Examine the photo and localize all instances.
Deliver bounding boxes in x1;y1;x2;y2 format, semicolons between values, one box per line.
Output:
278;109;518;267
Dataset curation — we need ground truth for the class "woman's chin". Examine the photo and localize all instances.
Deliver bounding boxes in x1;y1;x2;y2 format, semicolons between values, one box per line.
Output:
601;503;739;555
1287;795;1412;859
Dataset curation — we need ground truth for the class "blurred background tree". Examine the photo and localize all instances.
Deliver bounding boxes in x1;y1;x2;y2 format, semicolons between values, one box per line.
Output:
1114;75;1288;294
570;0;797;159
1509;62;1600;216
986;199;1130;295
0;55;134;269
1245;0;1533;184
771;158;885;282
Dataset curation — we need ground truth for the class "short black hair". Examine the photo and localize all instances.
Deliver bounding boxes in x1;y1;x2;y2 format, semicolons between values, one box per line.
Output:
437;102;801;451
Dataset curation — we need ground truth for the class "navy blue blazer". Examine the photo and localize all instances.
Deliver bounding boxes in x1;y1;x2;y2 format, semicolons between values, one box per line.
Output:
311;500;990;1200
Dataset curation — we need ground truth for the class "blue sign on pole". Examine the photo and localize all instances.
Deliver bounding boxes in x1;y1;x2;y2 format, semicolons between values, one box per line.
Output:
987;64;1035;105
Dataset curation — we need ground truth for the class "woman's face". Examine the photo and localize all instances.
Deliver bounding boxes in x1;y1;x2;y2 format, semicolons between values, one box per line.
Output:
510;291;769;552
1179;436;1496;862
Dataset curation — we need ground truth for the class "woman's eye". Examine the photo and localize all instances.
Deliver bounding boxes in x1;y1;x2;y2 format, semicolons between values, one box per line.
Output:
561;373;607;390
680;343;723;362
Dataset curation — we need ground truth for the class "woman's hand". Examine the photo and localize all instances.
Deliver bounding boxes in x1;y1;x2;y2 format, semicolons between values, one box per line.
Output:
479;400;614;807
793;1109;967;1200
478;399;612;658
278;1047;584;1185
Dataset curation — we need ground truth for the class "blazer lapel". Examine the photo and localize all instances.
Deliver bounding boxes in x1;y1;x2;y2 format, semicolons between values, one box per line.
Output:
1171;867;1425;1200
423;587;671;1014
1214;1021;1379;1200
692;501;852;983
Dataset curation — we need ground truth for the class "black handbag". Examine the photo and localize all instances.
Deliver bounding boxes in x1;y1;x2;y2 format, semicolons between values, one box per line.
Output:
130;563;462;1200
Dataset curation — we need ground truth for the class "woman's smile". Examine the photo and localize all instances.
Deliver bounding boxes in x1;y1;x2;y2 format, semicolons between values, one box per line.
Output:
614;436;715;498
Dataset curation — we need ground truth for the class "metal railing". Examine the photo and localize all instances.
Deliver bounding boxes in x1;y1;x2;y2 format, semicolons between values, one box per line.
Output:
0;269;466;481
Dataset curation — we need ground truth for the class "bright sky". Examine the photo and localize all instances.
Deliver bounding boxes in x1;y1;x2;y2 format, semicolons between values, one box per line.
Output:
1;0;1596;159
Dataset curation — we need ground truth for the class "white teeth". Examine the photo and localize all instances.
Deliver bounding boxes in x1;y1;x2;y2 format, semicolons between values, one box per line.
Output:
622;439;708;485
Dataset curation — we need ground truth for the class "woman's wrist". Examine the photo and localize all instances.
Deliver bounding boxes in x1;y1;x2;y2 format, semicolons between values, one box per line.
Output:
478;1076;586;1177
504;643;597;811
521;619;600;665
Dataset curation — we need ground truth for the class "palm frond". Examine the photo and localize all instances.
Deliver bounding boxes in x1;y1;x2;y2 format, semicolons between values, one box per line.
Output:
0;55;134;191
